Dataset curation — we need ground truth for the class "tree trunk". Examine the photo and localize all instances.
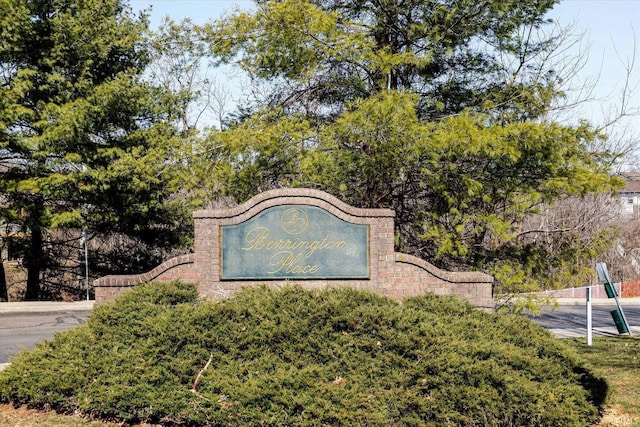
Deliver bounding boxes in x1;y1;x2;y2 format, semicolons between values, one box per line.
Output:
24;221;44;301
0;261;8;302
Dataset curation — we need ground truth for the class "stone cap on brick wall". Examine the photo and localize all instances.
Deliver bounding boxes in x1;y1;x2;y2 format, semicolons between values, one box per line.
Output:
194;188;395;222
94;253;195;288
395;253;494;284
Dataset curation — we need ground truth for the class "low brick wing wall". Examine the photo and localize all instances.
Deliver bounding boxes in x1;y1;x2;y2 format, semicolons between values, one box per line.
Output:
392;253;494;310
94;254;196;303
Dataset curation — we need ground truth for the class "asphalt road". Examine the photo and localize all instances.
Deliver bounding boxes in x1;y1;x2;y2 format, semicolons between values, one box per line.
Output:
0;311;89;363
1;299;639;365
527;301;640;339
0;302;93;365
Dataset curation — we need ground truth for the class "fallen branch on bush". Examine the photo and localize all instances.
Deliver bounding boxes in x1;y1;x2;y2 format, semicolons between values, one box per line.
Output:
192;354;213;392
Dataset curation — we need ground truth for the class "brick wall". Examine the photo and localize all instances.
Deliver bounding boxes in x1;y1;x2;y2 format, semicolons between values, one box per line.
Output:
94;254;196;303
94;189;494;308
622;280;640;297
392;253;493;310
531;281;640;299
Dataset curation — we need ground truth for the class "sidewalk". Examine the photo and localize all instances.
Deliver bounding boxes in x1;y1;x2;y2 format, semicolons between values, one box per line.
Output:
548;325;640;339
0;300;94;313
554;297;640;306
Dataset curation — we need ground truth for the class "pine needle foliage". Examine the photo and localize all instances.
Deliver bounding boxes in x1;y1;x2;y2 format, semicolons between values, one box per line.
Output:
0;281;606;426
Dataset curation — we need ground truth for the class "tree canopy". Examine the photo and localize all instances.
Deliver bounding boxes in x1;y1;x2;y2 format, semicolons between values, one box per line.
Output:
203;0;566;122
185;0;624;296
0;0;190;299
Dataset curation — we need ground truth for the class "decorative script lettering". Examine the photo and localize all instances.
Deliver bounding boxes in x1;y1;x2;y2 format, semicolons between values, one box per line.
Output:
242;226;347;274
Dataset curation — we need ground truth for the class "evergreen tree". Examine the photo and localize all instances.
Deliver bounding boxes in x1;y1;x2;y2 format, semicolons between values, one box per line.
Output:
0;0;188;300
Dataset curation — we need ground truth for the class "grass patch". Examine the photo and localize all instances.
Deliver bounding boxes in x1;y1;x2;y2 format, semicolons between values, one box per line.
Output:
565;337;640;426
0;404;124;426
0;282;608;426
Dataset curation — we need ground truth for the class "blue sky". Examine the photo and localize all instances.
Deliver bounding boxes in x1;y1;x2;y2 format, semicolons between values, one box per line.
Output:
129;0;640;146
547;1;639;141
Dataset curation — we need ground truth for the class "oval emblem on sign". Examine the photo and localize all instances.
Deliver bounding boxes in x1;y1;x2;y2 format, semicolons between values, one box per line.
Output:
281;208;309;235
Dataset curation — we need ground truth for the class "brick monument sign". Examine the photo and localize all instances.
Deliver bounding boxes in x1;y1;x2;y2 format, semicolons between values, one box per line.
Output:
94;188;493;309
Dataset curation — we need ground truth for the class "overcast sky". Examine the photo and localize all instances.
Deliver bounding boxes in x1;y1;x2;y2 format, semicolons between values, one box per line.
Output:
129;0;640;144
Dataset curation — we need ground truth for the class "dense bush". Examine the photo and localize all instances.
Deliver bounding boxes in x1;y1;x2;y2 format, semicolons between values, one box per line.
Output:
0;281;606;426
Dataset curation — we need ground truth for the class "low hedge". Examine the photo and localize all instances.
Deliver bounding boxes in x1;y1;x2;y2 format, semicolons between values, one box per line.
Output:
0;281;606;425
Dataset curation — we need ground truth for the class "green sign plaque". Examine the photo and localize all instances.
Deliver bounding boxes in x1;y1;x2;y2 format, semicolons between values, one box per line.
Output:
221;205;369;280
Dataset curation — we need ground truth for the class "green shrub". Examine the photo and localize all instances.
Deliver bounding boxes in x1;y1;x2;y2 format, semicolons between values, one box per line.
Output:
0;282;605;426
